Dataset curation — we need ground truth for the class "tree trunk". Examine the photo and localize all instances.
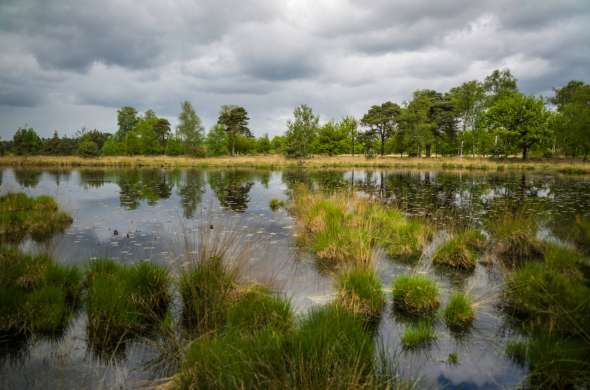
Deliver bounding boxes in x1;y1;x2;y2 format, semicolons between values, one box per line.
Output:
425;144;431;158
522;145;528;160
231;133;235;156
380;133;385;156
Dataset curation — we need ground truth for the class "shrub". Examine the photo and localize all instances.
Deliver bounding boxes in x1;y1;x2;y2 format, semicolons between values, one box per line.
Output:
433;229;485;270
443;292;475;331
336;267;385;321
179;255;237;334
401;321;436;349
392;275;439;315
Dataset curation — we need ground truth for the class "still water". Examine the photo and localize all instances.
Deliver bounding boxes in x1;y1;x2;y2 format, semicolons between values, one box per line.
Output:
1;167;589;389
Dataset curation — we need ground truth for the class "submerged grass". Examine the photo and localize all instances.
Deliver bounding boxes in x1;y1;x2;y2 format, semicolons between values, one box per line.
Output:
0;192;73;243
336;266;385;322
0;246;81;335
392;275;439;316
85;259;171;353
401;321;437;349
433;229;486;270
443;292;475;331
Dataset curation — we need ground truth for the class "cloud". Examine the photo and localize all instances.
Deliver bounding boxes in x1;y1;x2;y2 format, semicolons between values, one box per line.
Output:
0;0;589;138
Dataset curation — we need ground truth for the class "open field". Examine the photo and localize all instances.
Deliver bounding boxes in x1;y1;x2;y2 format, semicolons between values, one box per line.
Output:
1;154;590;173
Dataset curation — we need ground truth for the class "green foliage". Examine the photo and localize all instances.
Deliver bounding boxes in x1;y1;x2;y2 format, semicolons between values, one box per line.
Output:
0;192;73;243
179;255;237;334
117;106;138;134
401;321;436;349
12;127;42;155
314;120;351;156
361;101;401;156
285;104;319;158
551;80;590;158
336;267;385;320
177;101;205;157
392;275;439;315
433;229;485;270
443;292;475;331
269;198;285;211
218;105;251;156
77;139;99;157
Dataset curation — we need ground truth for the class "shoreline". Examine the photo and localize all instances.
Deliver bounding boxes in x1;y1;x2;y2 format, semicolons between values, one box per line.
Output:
1;155;589;174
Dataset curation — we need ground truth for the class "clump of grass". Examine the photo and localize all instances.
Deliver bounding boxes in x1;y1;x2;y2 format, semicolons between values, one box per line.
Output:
269;198;285;211
226;286;294;335
447;352;459;365
179;255;238;334
0;246;81;335
443;292;475;331
505;340;528;366
336;266;385;321
486;210;544;265
392;275;439;316
503;246;590;336
0;193;73;243
401;321;436;349
85;259;171;352
433;229;486;270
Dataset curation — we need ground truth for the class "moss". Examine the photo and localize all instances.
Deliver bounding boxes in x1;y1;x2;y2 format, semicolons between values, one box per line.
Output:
179;255;237;334
443;292;475;331
392;275;439;316
336;267;385;321
401;321;436;349
0;193;72;243
433;229;485;270
269;198;285;211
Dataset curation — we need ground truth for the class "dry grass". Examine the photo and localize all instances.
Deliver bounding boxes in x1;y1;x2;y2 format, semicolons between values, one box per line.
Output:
2;154;590;173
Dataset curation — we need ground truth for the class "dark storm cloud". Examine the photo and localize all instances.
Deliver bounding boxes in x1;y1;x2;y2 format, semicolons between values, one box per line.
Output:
0;0;589;137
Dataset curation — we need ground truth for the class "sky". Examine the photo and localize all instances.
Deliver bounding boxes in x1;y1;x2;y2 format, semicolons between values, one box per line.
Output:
1;0;589;139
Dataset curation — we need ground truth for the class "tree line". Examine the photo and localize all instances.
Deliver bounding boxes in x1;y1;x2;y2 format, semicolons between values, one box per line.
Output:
2;69;589;160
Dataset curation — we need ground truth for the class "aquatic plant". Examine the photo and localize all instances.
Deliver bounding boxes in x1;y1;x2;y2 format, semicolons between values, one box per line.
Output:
269;198;285;211
336;266;385;321
447;352;459;365
0;246;81;334
0;193;72;243
392;275;439;315
85;259;171;351
433;229;485;270
226;286;294;335
486;209;544;265
443;292;475;331
179;255;238;334
401;321;436;349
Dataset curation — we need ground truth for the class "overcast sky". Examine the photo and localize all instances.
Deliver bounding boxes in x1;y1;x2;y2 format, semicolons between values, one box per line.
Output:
1;0;589;138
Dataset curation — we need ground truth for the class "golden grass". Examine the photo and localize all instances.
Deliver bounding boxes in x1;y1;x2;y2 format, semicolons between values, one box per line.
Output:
1;154;590;173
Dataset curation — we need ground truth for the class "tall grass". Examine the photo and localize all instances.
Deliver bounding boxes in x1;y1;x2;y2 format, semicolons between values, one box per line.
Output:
0;193;72;243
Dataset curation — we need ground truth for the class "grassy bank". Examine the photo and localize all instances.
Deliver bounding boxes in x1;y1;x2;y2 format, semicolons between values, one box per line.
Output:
1;154;590;173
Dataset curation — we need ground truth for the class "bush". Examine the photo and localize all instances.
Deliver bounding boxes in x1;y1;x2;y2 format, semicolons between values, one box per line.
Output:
336;267;385;321
392;275;439;315
443;292;475;331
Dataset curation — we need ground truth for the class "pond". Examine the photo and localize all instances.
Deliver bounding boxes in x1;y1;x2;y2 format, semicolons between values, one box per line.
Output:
1;167;589;389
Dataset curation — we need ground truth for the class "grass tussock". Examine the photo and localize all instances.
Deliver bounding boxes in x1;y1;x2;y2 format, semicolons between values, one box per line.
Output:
401;321;437;349
291;186;431;268
0;246;81;334
392;275;439;316
433;229;486;270
0;193;72;243
85;259;171;352
443;292;475;331
486;210;544;266
336;266;386;321
269;198;285;211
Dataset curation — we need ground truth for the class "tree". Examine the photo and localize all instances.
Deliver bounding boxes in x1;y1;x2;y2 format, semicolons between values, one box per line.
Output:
12;127;42;155
449;80;485;156
153;118;171;148
217;105;251;156
551;81;590;159
284;104;319;158
484;69;518;105
483;92;550;160
206;123;229;156
78;140;99;157
117;106;138;135
339;116;358;156
315;121;350;155
361;101;401;156
177;101;205;157
257;134;271;154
